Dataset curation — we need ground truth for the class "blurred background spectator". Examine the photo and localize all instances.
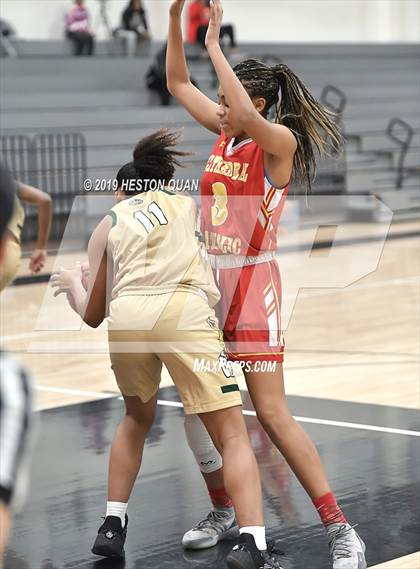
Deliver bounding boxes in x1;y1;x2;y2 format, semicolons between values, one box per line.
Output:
114;0;151;57
65;0;95;56
0;17;17;57
187;0;236;52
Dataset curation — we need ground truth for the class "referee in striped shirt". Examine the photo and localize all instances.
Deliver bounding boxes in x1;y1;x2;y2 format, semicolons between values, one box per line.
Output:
0;162;35;563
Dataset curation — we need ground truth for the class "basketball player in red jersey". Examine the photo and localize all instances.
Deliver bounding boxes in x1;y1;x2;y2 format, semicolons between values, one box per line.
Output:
167;2;367;568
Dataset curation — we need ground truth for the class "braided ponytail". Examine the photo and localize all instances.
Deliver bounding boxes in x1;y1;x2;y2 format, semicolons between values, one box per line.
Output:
233;59;344;192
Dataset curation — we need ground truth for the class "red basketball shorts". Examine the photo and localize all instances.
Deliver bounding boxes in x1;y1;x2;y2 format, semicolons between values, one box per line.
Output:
214;259;285;363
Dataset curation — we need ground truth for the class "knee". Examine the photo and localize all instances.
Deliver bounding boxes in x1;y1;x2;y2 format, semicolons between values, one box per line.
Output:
125;403;156;432
256;405;294;438
218;432;251;455
125;412;154;433
184;415;223;473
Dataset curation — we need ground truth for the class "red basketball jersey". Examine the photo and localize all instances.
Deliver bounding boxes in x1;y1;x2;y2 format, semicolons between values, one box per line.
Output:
200;132;288;256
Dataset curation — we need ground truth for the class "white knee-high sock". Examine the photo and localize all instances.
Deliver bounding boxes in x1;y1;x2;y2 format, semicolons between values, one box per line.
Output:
106;501;128;528
240;526;267;551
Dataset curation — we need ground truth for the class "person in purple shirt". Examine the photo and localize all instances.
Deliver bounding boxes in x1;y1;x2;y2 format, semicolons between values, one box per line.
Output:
65;0;95;56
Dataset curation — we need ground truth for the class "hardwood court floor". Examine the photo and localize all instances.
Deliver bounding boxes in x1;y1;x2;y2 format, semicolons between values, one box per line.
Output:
1;220;419;568
1;220;418;411
371;552;420;568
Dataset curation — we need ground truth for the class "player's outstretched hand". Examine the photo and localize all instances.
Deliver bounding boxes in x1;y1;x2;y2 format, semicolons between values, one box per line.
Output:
169;0;186;18
205;0;223;48
51;263;83;298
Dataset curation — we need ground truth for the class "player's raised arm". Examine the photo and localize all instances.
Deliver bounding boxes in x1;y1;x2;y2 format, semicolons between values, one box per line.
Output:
204;0;296;162
166;0;221;134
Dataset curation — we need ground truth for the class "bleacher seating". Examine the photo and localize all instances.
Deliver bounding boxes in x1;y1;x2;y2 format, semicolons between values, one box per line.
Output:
1;42;419;241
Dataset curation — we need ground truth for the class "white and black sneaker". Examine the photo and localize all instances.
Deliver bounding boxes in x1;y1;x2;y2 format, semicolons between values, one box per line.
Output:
226;533;285;569
182;507;239;549
327;523;367;569
91;515;128;558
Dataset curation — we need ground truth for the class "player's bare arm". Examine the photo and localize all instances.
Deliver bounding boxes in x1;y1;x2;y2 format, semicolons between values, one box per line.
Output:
51;215;112;328
206;0;296;186
17;182;52;274
166;0;221;134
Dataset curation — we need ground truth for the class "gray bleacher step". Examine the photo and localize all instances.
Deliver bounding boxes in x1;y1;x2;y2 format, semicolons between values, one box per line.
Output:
0;91;143;110
2;73;417;96
82;125;213;147
2;87;418;117
344;115;420;136
347;170;420;194
86;143;214;168
374;188;420;221
346;190;420;222
3;42;417;66
361;131;420;153
2;107;418;134
346;149;394;169
0;106;195;130
3;57;417;80
403;149;420;169
347;170;386;193
7;38;153;58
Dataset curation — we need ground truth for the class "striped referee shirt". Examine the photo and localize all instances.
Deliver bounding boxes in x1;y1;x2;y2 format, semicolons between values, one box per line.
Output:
0;351;34;511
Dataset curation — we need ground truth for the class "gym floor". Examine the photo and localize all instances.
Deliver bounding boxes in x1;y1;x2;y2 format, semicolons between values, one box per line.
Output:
2;219;419;568
5;389;420;569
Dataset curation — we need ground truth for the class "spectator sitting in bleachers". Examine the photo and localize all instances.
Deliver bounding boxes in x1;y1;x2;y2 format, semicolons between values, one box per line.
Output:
65;0;95;57
187;0;236;52
0;17;17;57
115;0;151;57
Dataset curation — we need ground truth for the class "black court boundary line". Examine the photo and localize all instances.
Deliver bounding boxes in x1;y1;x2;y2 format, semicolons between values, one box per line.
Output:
11;228;420;287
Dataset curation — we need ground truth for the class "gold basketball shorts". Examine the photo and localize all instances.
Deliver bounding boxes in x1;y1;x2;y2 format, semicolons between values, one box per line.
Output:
108;290;242;415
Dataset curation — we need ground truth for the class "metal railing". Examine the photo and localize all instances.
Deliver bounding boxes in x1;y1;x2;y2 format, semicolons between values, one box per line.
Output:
386;118;415;189
0;133;87;242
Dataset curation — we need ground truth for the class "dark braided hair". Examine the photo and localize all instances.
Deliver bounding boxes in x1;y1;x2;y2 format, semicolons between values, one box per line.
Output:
116;129;190;194
233;59;344;192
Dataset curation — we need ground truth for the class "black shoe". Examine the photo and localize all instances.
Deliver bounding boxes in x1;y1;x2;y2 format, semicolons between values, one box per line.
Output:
91;515;128;558
226;533;284;569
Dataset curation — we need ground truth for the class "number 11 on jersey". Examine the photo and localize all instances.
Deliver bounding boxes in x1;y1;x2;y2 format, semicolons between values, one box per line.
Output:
134;202;168;233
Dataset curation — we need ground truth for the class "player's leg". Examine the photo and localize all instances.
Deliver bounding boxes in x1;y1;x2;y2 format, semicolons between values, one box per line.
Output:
160;292;284;568
92;392;158;559
0;502;11;565
108;393;158;503
247;364;331;499
183;414;236;549
199;406;263;524
93;321;162;559
245;365;366;569
182;408;284;568
199;406;286;569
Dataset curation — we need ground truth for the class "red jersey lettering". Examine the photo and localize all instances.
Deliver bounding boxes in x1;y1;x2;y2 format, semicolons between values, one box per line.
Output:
201;133;288;256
